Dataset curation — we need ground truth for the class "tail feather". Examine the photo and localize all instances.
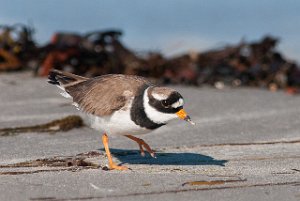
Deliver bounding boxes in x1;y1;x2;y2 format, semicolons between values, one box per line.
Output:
48;70;88;88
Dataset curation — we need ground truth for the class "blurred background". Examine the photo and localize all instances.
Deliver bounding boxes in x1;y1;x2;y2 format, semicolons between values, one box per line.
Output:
1;0;300;92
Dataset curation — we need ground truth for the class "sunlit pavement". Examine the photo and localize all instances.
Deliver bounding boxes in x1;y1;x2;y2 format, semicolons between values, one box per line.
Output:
0;72;299;201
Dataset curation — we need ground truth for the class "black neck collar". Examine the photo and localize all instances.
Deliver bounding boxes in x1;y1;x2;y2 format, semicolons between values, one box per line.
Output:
130;85;165;130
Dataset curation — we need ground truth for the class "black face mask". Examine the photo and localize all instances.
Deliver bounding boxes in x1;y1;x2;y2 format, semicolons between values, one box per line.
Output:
149;92;183;114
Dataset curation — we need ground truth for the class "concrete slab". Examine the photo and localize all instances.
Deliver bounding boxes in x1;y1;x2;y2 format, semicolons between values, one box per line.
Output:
0;72;299;201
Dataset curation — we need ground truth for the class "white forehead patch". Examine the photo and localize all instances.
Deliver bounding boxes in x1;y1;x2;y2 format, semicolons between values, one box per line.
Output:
152;93;168;100
171;98;184;108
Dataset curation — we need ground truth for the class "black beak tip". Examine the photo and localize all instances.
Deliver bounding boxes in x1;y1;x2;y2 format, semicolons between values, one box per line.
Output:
184;115;195;125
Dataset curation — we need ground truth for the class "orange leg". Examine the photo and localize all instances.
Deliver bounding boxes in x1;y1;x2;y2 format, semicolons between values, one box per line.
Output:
125;135;156;158
102;133;128;170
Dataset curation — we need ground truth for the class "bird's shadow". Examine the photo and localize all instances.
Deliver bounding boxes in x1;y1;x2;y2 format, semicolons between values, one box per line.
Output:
99;148;228;166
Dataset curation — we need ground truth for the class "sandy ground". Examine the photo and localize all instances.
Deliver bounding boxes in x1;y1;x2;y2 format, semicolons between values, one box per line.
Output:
0;72;299;201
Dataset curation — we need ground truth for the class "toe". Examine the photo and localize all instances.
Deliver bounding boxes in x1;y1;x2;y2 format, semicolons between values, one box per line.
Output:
150;152;156;158
109;164;128;171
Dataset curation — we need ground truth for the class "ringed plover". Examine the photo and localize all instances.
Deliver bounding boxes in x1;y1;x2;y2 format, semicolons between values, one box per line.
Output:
48;70;194;170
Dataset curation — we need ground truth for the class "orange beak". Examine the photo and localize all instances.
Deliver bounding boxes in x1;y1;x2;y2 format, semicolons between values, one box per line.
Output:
176;109;195;125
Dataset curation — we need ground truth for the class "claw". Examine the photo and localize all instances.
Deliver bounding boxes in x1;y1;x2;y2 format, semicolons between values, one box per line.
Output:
125;135;156;158
109;163;128;171
150;152;156;158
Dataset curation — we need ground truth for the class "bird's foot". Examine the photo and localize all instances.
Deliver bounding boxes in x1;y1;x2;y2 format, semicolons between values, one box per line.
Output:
138;140;156;158
109;163;128;171
125;135;156;158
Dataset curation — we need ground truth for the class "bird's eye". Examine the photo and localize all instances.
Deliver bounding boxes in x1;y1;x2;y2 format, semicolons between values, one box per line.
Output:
161;100;169;108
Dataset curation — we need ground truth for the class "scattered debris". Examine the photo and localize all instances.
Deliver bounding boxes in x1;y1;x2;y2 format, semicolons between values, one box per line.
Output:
0;151;101;175
1;23;300;93
89;183;100;190
182;179;247;186
0;151;101;168
0;24;38;71
0;115;84;136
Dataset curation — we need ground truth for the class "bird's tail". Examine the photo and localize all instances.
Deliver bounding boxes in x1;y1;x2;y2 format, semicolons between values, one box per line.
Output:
48;70;89;99
48;69;88;88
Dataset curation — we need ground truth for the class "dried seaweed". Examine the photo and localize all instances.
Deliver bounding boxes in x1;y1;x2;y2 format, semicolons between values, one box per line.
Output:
0;115;84;136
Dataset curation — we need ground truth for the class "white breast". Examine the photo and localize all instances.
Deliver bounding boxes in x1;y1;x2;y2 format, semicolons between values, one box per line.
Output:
88;100;150;136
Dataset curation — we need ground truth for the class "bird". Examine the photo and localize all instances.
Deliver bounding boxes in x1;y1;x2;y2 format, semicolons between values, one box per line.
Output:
48;69;195;170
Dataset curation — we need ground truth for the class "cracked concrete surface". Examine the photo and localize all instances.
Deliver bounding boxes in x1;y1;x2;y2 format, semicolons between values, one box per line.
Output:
0;72;299;201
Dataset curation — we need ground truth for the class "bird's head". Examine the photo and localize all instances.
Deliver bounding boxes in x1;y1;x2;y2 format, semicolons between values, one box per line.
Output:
144;86;195;125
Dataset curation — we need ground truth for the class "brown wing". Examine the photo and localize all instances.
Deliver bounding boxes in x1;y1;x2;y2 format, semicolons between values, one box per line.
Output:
65;74;152;116
48;69;89;87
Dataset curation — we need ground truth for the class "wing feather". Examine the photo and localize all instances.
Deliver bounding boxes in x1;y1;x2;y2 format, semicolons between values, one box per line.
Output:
65;74;152;116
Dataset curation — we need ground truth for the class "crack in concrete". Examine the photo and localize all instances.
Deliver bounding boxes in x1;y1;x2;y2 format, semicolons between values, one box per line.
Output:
230;155;300;162
29;181;300;201
0;167;99;175
200;139;300;147
183;139;300;148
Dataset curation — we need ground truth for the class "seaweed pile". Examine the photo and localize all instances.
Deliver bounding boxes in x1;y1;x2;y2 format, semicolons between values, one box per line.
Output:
0;24;299;93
